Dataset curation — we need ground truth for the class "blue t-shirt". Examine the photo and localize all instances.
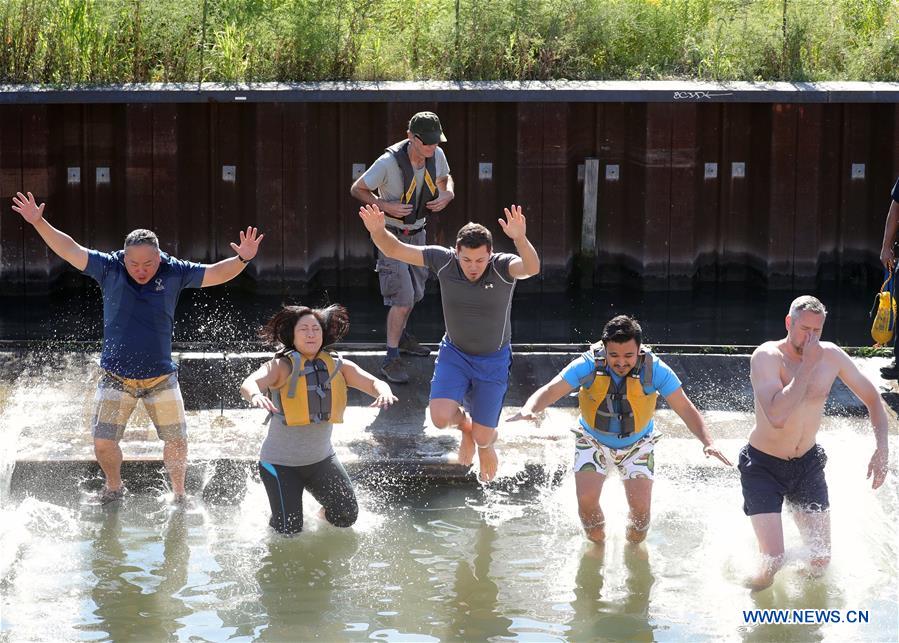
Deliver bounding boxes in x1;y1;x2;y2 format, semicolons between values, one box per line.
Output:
82;250;205;378
560;350;682;449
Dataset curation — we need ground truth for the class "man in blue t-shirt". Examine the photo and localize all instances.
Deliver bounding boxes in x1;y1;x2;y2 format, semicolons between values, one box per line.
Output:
510;315;731;544
11;191;264;504
877;177;899;379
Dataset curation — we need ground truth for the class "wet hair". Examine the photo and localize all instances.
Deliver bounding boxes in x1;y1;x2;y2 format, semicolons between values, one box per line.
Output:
259;304;350;355
455;222;492;251
789;295;827;320
601;315;643;346
123;228;160;251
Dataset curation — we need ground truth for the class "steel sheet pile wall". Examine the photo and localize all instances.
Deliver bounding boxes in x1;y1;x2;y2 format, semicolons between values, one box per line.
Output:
1;99;897;295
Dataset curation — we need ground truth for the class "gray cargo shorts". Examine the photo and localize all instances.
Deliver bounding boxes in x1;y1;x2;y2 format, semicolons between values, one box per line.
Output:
376;228;427;307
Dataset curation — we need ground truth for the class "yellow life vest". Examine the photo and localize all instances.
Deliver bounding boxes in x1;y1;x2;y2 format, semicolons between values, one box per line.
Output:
871;273;896;346
577;345;658;437
269;351;347;426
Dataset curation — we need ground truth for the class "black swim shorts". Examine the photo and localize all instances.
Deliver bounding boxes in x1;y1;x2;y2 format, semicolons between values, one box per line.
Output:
738;443;830;516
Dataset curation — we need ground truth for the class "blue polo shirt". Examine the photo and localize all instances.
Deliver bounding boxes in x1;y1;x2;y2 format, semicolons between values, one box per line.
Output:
82;250;205;378
560;351;681;449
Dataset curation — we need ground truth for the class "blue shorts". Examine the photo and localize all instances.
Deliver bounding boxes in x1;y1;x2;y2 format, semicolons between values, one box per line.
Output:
429;339;512;428
738;443;829;516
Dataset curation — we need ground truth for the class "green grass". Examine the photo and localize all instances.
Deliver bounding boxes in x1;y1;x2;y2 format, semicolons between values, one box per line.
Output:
1;0;896;83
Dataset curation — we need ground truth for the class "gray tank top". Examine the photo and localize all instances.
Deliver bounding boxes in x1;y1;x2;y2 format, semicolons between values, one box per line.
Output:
258;412;335;467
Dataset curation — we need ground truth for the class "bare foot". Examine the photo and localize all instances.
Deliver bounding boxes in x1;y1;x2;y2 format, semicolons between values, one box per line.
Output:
744;572;775;592
476;444;498;482
744;555;783;591
457;412;475;466
585;525;606;544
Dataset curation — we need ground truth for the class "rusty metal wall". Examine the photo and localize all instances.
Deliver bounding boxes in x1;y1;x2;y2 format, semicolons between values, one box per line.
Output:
1;100;897;295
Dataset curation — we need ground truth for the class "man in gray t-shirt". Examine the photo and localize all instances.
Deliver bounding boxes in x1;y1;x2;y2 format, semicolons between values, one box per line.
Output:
359;203;540;482
350;111;455;385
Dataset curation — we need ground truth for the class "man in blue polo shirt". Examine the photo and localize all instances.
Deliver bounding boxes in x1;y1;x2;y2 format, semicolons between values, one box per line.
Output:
511;315;731;544
11;191;264;504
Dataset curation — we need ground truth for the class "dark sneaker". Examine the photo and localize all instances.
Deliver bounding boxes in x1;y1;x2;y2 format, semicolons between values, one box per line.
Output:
880;362;899;379
399;333;431;357
380;357;410;384
99;486;127;505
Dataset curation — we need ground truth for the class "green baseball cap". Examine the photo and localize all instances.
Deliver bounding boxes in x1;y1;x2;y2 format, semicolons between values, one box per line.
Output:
409;111;447;144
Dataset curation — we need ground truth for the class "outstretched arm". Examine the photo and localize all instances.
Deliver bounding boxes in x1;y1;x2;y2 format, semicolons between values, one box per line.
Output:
835;350;889;489
508;374;574;421
340;359;397;408
201;226;264;287
11;192;88;271
665;387;732;466
358;204;425;266
499;205;540;279
240;358;287;414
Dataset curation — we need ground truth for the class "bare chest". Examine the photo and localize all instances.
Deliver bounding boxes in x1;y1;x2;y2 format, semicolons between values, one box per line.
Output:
779;361;838;400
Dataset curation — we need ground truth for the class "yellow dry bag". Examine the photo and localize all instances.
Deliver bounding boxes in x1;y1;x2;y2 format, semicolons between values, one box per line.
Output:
870;271;896;346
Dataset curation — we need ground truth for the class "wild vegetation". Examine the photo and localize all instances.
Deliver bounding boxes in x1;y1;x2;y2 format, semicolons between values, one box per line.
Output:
1;0;896;83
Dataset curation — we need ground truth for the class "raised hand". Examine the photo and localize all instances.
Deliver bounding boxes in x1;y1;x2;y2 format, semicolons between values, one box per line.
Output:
498;204;527;241
359;204;387;234
230;226;264;261
11;192;45;225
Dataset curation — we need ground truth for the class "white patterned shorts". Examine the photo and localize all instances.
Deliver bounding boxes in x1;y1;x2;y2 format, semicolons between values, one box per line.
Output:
572;429;661;480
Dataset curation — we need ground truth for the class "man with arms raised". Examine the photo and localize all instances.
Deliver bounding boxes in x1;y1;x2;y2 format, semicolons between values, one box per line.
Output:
743;295;889;590
359;203;539;481
11;191;264;504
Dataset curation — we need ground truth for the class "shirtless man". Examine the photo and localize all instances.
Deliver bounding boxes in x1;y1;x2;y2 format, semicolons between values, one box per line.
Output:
743;295;889;590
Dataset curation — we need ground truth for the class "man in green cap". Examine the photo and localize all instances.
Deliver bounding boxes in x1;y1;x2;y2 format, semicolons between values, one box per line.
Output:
351;111;455;384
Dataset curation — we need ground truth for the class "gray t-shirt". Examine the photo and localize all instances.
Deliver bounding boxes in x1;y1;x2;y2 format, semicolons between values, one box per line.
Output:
422;245;518;355
361;146;450;203
259;412;335;467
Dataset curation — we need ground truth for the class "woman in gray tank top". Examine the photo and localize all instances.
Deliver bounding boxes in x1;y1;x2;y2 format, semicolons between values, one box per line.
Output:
240;304;396;535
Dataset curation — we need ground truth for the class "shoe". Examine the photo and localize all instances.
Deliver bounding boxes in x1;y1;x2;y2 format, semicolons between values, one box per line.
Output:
380;357;409;384
399;333;431;356
99;486;127;505
880;362;899;379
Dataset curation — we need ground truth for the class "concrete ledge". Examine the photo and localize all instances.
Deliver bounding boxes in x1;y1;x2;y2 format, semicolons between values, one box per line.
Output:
4;349;897;497
2;349;890;414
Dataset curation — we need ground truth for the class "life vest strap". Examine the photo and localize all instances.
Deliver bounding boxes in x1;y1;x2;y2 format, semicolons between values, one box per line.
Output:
306;356;343;400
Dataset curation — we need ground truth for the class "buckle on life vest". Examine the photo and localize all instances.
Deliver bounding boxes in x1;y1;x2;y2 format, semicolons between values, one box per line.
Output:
387;224;422;237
